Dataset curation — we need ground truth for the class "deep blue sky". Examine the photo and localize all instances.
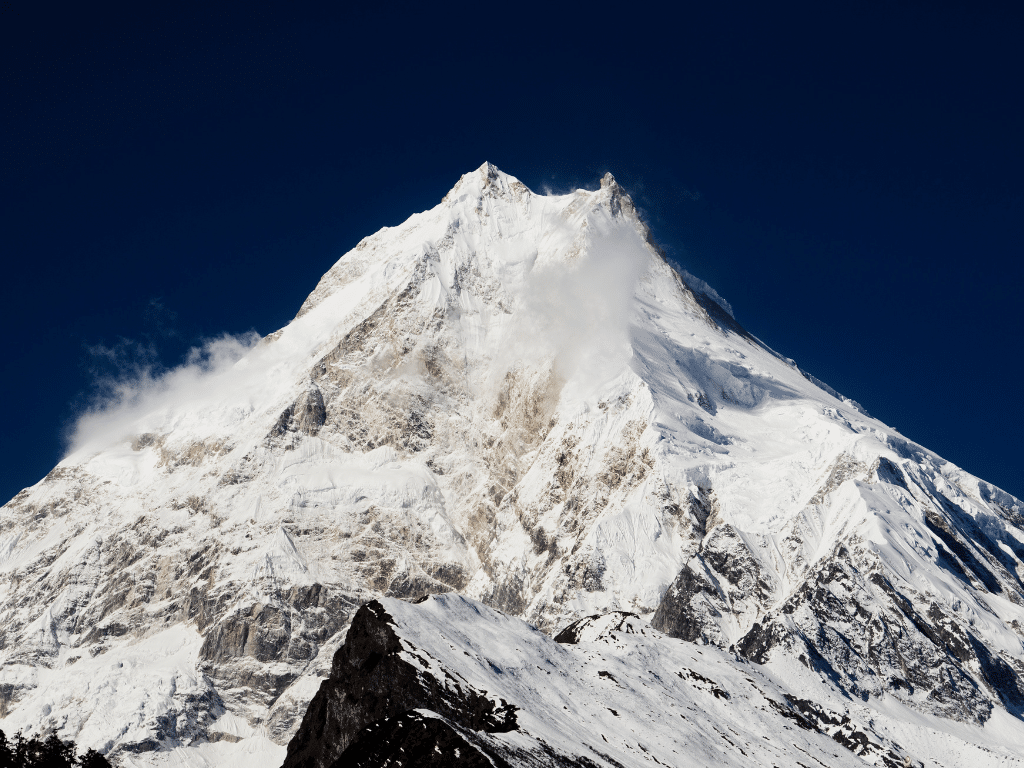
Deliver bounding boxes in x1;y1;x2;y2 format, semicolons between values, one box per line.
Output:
2;3;1021;504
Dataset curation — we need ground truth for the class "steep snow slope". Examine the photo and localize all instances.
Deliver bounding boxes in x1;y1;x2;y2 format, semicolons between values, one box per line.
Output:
0;163;1022;765
284;593;892;768
285;593;1019;768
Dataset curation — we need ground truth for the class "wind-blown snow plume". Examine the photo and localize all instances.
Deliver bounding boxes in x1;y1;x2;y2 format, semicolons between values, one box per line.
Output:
67;332;261;455
496;218;648;399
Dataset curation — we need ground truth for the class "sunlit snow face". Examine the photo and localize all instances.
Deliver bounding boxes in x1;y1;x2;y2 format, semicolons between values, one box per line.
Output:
63;167;654;460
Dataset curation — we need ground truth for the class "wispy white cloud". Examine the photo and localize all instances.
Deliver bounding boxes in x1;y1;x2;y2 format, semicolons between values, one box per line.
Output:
66;332;261;455
496;218;649;396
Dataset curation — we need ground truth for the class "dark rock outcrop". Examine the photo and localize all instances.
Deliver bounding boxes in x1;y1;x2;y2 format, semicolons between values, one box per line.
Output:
334;710;509;768
651;524;768;645
282;600;518;768
553;611;639;644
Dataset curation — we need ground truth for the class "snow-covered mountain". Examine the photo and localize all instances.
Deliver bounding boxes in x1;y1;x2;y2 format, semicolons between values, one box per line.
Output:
1;163;1022;766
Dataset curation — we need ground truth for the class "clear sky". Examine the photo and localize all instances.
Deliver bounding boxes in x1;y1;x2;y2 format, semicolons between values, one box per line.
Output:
1;3;1021;504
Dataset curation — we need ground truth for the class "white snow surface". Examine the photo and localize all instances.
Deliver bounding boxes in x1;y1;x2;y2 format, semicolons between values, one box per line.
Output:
371;593;1023;768
0;162;1020;765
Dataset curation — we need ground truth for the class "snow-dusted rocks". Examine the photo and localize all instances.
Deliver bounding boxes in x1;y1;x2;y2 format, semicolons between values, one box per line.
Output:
1;162;1023;765
283;593;912;768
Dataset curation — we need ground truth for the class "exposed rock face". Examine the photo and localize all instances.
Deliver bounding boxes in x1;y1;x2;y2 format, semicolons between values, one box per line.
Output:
273;384;328;438
1;162;1023;764
653;448;1024;729
326;711;519;768
283;600;517;768
652;522;771;646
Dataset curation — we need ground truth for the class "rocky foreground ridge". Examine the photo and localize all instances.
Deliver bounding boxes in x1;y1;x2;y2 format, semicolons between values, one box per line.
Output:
282;593;914;768
0;163;1022;766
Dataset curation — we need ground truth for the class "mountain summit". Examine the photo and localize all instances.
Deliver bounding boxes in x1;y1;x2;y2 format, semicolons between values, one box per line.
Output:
1;165;1022;766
